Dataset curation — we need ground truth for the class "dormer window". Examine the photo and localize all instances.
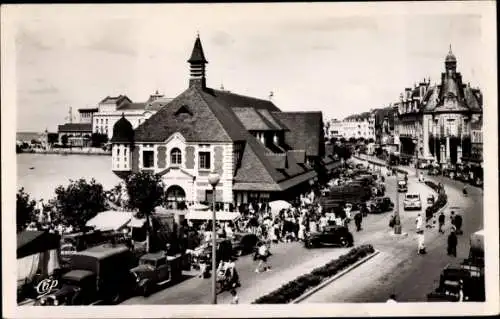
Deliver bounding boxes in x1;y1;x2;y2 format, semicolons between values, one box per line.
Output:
170;148;182;166
175;105;193;116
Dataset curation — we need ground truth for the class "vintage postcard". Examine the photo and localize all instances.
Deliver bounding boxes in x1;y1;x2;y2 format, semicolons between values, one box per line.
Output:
2;2;498;318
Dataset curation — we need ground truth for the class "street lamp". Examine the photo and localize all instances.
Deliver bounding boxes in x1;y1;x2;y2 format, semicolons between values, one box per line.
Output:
393;169;402;235
208;171;221;305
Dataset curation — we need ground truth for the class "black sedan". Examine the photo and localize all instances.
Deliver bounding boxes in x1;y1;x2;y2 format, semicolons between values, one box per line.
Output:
304;226;354;249
369;197;394;214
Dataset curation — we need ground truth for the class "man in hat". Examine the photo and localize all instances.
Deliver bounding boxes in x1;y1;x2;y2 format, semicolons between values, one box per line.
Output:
447;229;458;257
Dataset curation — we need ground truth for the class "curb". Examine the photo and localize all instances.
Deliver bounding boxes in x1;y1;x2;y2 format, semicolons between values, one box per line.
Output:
291;250;381;304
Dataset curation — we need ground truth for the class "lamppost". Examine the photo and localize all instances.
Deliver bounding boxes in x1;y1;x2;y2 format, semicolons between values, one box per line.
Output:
393;169;402;235
208;171;221;305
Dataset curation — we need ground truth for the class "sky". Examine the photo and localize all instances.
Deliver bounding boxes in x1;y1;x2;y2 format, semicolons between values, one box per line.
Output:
5;2;494;132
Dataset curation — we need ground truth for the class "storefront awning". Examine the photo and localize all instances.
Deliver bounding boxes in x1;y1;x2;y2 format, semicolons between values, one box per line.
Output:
186;211;241;221
85;210;135;232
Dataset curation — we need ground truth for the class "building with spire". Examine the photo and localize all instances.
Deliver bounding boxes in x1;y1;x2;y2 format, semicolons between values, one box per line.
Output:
395;46;483;166
110;35;328;210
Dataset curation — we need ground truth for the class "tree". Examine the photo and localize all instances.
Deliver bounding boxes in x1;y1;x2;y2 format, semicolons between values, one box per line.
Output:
91;133;109;148
17;188;38;232
61;134;68;147
329;137;338;145
348;137;356;144
367;138;375;144
54;178;107;230
48;133;59;145
125;171;166;252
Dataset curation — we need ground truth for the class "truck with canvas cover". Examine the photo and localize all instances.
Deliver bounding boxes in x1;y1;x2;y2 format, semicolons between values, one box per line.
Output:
39;244;137;305
320;185;371;210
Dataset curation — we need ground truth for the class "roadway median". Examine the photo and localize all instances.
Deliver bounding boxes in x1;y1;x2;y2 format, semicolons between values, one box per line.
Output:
252;244;378;304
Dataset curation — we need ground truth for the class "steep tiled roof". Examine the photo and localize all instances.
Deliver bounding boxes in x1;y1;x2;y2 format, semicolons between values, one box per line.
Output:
134;87;245;142
256;109;289;131
146;97;174;111
273;112;322;157
265;153;287;169
133;84;316;191
422;85;440;112
58;123;92;132
210;89;281;112
232;107;277;131
463;87;482;112
287;150;305;164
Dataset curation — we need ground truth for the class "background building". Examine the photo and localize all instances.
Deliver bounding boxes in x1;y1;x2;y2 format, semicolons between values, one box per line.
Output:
92;92;172;139
327;113;375;141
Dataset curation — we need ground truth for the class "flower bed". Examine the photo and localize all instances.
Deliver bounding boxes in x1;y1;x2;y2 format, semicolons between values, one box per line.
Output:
424;181;448;221
252;244;375;304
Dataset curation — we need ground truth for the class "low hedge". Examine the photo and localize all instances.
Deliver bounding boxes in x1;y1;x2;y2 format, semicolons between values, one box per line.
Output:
252;244;375;304
424;181;448;221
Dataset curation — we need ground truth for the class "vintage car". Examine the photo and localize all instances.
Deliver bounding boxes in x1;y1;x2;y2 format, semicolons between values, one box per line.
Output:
59;243;77;268
130;252;183;296
39;244;137;306
191;238;233;269
369;197;394;214
403;193;422;210
230;232;259;256
397;179;408;193
304;225;354;249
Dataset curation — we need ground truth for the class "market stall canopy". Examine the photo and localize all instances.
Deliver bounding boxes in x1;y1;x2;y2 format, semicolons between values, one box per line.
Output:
190;203;210;211
17;231;61;259
85;210;135;231
186;210;241;221
269;200;292;211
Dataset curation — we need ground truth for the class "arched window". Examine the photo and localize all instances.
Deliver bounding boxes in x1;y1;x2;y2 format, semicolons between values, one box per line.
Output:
170;148;182;165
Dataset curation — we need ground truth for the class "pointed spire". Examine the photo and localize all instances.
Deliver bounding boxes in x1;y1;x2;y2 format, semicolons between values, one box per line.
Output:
121;112;125;118
188;34;208;64
449;44;452;54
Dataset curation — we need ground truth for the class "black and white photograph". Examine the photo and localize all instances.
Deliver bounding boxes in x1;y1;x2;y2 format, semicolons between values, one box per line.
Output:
2;2;498;318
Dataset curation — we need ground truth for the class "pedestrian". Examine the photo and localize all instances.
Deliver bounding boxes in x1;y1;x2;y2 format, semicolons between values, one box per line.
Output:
438;212;445;233
417;231;426;254
230;289;239;304
354;211;363;232
416;213;423;233
255;241;271;273
447;230;458;257
454;214;463;235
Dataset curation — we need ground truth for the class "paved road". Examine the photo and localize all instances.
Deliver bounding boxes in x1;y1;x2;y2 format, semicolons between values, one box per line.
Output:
302;165;483;303
121;170;430;305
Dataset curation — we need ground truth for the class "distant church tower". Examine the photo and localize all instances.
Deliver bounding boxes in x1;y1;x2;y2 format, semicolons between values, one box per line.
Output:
188;33;208;89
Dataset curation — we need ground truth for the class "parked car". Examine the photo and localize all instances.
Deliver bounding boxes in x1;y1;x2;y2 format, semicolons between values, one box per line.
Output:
403;193;422;210
304;225;354;249
230;232;259;256
60;243;77;268
370;197;394;214
39;244;137;306
191;238;233;269
130;251;183;296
